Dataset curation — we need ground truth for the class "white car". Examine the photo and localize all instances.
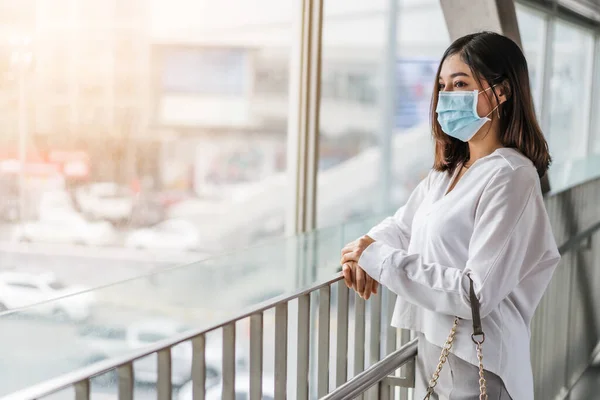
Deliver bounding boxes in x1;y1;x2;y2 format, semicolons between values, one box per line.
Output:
38;190;77;218
125;219;200;251
79;319;247;387
178;374;275;400
12;212;117;246
0;271;95;321
75;182;134;224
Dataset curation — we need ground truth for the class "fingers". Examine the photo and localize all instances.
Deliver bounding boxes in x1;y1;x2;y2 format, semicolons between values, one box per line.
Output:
342;263;353;289
341;260;380;300
340;243;357;265
355;266;365;296
340;236;375;266
341;251;360;265
363;271;373;300
340;242;355;256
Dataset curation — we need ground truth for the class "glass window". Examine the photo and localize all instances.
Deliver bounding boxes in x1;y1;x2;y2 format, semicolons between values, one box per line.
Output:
592;40;600;156
14;0;296;254
548;21;595;163
516;4;547;114
317;0;449;228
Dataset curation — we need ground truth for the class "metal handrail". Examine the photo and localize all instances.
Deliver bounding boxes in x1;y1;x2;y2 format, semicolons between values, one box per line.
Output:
320;339;418;400
558;220;600;255
5;276;344;400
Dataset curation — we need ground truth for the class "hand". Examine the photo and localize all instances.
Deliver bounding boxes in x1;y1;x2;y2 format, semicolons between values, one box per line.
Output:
340;235;376;265
341;261;379;300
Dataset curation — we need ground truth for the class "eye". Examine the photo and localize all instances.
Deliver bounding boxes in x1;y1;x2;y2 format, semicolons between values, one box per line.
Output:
438;82;445;91
454;80;468;88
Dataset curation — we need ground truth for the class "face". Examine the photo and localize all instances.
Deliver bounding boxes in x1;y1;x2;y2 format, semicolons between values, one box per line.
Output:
438;54;506;118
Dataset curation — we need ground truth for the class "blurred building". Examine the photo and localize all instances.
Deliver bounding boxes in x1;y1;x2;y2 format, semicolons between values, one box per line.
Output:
0;0;449;193
0;0;153;184
149;0;449;194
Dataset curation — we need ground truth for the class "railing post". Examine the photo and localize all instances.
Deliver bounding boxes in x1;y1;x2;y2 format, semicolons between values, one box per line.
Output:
297;293;311;400
222;323;236;400
336;281;350;387
275;302;289;400
368;286;382;400
157;348;172;400
118;363;134;400
192;334;206;400
318;286;331;397
379;380;391;400
354;294;367;400
250;313;264;400
74;379;90;400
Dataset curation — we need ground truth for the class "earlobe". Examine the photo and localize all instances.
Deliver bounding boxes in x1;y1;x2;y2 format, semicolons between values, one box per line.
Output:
496;82;511;104
493;87;506;104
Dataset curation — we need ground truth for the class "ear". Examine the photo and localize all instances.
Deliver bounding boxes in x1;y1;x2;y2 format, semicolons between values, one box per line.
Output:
494;80;511;105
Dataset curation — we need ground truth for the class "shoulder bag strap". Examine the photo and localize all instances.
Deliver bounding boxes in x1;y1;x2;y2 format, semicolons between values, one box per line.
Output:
423;276;488;400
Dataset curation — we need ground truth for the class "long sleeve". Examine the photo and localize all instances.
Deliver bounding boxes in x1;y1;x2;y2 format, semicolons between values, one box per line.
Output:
359;166;561;319
366;173;431;250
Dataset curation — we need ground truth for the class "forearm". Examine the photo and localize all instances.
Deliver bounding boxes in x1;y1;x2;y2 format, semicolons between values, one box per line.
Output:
359;242;474;319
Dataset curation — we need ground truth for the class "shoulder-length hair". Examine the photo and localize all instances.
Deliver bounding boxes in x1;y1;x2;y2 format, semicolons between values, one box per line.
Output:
430;31;551;178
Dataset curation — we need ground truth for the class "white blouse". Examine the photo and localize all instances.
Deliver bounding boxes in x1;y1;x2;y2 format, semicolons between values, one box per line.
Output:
358;147;560;400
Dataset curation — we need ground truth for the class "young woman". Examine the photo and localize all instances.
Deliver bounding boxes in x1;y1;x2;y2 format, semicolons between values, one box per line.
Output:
340;32;560;399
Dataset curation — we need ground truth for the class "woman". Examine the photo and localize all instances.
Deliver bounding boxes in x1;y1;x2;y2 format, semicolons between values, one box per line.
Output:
340;32;560;400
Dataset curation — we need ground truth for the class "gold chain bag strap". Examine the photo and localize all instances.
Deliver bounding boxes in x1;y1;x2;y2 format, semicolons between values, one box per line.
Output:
423;277;488;400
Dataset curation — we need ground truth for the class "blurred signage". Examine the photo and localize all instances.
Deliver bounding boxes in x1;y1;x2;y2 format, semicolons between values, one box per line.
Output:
395;58;438;130
49;150;90;178
162;48;247;95
0;150;90;178
157;47;252;128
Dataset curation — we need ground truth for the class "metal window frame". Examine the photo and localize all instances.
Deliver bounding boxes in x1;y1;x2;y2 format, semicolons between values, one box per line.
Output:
538;2;557;138
580;28;598;156
285;0;324;236
518;0;600;30
515;3;549;116
517;0;600;192
588;33;600;155
541;11;598;159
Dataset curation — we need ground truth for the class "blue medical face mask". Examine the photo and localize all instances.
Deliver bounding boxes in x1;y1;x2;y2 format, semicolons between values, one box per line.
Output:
436;86;499;142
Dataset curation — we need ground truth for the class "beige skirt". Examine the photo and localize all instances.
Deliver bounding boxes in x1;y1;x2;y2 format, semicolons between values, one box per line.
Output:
413;333;513;400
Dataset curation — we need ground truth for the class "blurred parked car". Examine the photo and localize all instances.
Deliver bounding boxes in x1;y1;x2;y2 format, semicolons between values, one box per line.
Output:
0;270;94;321
178;374;275;400
75;182;134;224
38;190;78;219
125;219;200;251
129;195;165;228
0;173;19;221
0;196;19;222
12;212;117;246
79;319;247;387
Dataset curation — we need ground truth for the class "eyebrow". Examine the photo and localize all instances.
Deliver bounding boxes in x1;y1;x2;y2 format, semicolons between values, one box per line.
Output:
438;72;471;80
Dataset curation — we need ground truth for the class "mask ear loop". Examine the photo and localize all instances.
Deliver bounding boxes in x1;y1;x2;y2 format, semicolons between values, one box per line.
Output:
485;104;500;119
479;84;501;119
481;103;500;141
